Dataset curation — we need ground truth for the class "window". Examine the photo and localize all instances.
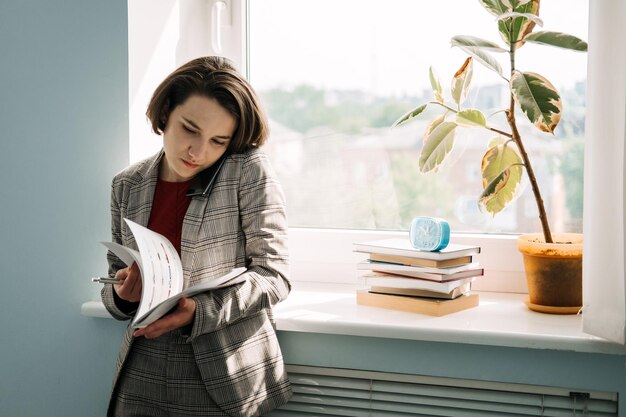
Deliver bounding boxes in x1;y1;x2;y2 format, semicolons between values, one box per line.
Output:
249;0;588;235
127;1;626;342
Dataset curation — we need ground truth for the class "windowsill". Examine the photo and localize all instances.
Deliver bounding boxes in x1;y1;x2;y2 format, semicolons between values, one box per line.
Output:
81;281;626;356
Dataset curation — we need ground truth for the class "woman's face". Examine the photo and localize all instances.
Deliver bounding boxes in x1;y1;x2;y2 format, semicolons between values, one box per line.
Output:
160;94;237;182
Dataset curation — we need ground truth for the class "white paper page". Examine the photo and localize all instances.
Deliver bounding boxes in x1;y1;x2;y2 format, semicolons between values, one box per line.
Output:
101;241;142;271
125;219;184;322
132;267;247;328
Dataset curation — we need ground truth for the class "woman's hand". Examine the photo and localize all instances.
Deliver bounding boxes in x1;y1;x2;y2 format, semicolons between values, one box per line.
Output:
133;297;197;339
113;262;142;303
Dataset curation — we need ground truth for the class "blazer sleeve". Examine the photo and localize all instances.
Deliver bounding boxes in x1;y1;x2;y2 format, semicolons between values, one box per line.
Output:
100;175;138;320
188;151;291;340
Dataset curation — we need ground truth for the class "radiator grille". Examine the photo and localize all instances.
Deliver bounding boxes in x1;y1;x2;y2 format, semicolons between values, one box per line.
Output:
267;365;617;417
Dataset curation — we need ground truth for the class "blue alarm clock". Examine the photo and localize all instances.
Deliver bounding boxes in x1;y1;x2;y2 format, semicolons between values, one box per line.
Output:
409;216;450;251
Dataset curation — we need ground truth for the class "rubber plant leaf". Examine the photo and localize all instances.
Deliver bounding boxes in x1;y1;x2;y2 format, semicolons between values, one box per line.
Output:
423;114;446;142
479;140;524;214
510;70;562;133
502;0;533;7
429;66;444;103
456;109;487;128
451;57;474;106
497;12;543;27
490;0;539;48
479;0;512;17
419;121;457;173
524;31;588;52
450;35;507;52
451;44;503;78
393;104;428;127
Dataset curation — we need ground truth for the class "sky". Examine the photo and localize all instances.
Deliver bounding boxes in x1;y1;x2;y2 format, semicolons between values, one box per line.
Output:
249;0;589;96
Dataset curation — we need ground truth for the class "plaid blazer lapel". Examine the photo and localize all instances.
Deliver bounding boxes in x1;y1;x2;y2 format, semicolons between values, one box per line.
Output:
122;152;161;247
181;195;210;284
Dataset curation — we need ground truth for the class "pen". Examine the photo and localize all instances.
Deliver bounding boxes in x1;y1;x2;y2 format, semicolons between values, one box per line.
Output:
92;277;123;285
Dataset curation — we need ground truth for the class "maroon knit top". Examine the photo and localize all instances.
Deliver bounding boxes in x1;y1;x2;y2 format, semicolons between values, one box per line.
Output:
147;178;193;254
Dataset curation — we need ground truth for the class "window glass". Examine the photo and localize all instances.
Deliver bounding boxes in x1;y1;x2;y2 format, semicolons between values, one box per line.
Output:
249;0;588;233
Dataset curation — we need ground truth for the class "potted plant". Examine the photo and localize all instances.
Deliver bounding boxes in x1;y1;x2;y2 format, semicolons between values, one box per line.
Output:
393;0;587;313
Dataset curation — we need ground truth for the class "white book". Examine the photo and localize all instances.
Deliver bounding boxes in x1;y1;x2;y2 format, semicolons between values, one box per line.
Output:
358;260;481;274
102;219;247;329
354;238;480;261
361;272;476;294
369;282;472;299
357;260;483;282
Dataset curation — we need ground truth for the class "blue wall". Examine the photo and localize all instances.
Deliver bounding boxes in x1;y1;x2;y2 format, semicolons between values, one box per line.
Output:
279;332;626;402
0;1;129;415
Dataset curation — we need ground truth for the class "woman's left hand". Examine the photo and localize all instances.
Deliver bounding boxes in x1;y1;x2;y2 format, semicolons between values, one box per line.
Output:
133;297;197;339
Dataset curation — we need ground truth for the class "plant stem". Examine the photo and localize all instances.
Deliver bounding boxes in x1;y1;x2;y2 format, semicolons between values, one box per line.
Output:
506;98;553;244
487;127;513;138
507;39;553;244
430;101;458;113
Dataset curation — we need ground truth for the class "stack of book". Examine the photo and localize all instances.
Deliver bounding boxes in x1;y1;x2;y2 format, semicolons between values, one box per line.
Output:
353;238;483;316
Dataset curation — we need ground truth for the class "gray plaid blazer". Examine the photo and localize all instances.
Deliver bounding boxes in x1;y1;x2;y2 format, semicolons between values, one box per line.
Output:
101;148;292;416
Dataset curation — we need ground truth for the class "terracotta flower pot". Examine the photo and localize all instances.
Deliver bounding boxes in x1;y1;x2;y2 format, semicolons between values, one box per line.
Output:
517;233;583;314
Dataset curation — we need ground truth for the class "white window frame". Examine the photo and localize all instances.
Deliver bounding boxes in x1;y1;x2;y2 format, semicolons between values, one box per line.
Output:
128;0;626;344
128;0;247;163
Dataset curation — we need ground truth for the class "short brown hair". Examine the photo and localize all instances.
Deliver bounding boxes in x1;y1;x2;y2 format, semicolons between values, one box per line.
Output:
146;56;269;153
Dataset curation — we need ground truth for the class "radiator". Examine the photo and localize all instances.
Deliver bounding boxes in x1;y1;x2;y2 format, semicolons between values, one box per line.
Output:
267;365;618;416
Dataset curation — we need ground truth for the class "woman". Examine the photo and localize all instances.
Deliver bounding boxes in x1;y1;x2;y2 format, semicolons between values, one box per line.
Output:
101;56;292;417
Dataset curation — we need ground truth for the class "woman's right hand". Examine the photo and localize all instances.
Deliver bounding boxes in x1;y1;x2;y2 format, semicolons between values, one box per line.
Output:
113;262;142;303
